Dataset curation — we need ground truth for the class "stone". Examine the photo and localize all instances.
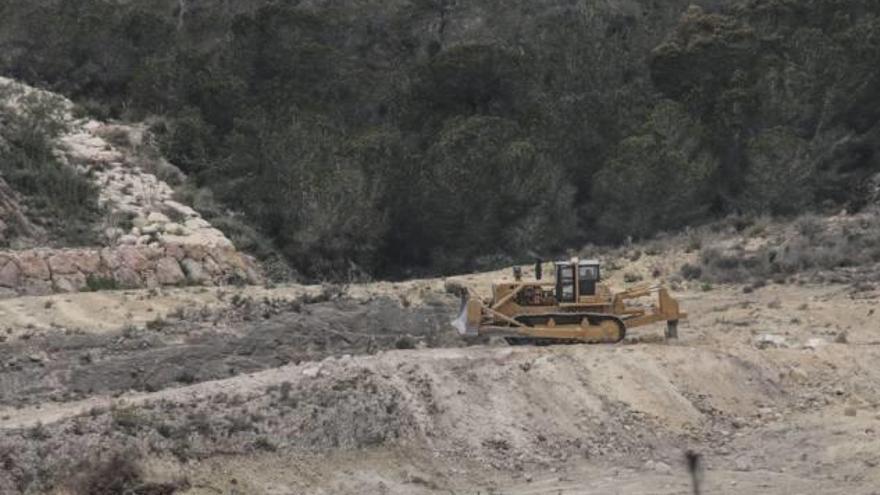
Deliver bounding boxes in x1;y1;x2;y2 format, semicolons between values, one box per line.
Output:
803;338;827;350
211;248;241;269
100;248;122;270
116;246;149;273
113;267;142;288
652;461;672;474
181;258;208;283
141;246;164;260
132;216;148;229
754;334;788;349
302;365;321;378
17;253;50;280
147;211;170;224
20;279;53;296
141;224;159;235
70;251;101;273
244;265;262;285
0;287;17;299
53;272;87;293
28;352;47;363
733;457;752;472
184;245;208;262
165;243;186;261
155;257;186;286
163;200;198;218
202;255;222;276
204;229;234;248
0;261;21;288
788;367;809;383
143;272;160;289
136;235;152;246
48;253;78;275
118;234;137;246
163;222;187;236
184;217;211;230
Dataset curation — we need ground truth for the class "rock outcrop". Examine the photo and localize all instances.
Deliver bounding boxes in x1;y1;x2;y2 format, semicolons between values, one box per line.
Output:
0;245;260;297
0;76;264;296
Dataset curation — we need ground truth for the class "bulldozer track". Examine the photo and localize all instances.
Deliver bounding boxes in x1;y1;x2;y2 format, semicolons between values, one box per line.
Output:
506;313;627;345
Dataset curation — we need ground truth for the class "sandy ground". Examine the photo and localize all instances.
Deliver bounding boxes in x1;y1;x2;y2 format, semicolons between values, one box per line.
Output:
0;271;879;494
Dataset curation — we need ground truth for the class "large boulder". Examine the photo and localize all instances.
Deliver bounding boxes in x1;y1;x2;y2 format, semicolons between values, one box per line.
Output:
54;272;87;293
48;252;78;275
118;234;138;245
113;267;142;288
70;251;102;273
147;211;170;224
155;257;186;285
163;222;187;236
116;246;150;273
202;255;222;276
0;260;21;288
17;252;50;280
163;200;198;219
184;218;211;230
165;243;186;261
181;258;208;284
20;279;53;296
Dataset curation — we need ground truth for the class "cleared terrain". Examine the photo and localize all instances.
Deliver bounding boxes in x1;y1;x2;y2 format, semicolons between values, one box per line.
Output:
1;261;879;494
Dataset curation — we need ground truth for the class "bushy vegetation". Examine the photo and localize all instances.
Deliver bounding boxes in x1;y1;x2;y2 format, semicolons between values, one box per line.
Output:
1;0;879;278
683;212;880;285
0;86;102;245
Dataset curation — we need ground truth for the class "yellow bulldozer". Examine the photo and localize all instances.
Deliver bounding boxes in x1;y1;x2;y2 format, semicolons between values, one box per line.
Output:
452;258;686;345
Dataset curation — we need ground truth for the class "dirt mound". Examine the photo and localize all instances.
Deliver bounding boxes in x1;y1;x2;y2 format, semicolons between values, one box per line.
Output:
2;325;877;494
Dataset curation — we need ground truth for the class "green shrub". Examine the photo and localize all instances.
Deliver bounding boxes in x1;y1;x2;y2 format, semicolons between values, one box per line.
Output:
0;92;103;245
680;263;702;281
85;275;119;292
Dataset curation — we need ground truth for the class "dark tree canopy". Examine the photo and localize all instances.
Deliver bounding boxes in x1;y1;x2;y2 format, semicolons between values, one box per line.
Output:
2;0;879;279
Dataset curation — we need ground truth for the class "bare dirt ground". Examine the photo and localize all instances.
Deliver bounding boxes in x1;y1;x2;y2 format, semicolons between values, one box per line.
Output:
1;266;879;494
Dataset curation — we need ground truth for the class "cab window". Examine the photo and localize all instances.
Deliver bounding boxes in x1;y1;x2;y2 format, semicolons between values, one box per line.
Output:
557;265;575;303
578;264;598;296
579;265;597;281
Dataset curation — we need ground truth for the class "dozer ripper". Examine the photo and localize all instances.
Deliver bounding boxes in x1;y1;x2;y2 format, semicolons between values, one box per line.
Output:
452;258;686;345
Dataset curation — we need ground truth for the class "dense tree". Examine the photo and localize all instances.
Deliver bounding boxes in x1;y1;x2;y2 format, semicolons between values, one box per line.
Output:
651;2;880;214
1;0;879;279
415;116;576;271
593;101;717;239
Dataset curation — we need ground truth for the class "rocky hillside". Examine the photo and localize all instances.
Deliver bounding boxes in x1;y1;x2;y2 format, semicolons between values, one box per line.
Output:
0;77;260;298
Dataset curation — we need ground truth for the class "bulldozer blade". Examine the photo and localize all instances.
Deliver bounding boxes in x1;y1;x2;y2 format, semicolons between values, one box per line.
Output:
451;296;482;337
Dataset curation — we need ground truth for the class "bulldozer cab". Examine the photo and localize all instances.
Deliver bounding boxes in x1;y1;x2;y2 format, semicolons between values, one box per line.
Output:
555;259;600;303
